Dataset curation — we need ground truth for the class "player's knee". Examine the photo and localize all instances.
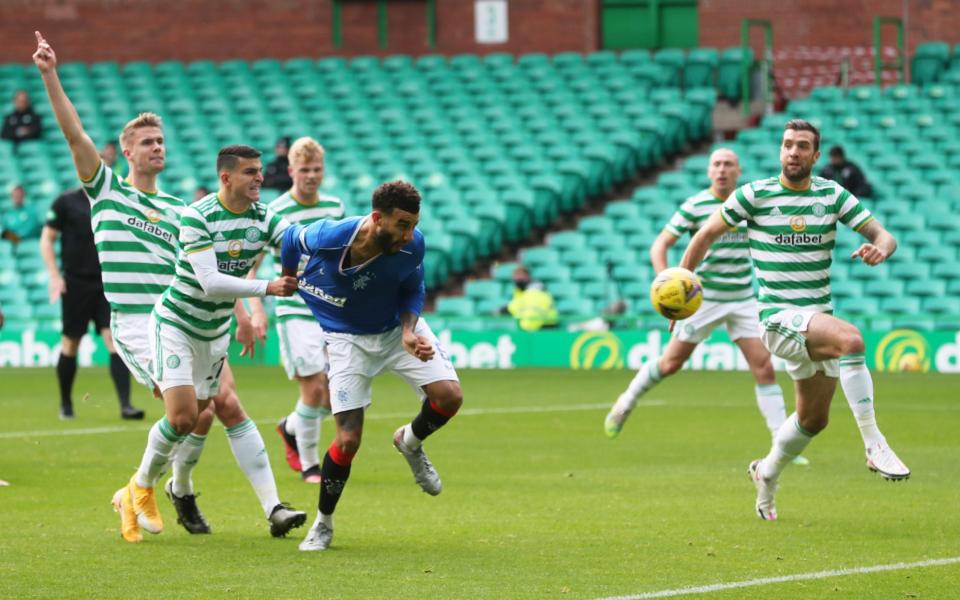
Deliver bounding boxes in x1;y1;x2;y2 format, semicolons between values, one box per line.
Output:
60;336;80;356
659;356;683;377
213;390;246;425
755;358;776;383
336;433;361;455
304;374;329;406
798;412;828;434
194;406;215;434
841;329;865;355
169;413;198;436
431;381;463;413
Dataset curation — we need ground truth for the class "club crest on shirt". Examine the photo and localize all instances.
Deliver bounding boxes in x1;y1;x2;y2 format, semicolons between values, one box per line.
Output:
353;272;373;290
812;203;827;217
244;226;260;243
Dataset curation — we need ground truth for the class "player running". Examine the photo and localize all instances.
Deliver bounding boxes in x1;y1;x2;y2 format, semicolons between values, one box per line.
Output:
679;120;910;521
249;136;344;484
604;149;801;463
281;181;463;551
34;32;306;542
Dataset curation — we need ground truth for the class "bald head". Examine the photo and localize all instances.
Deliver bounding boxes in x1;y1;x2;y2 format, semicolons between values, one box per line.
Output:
707;148;741;199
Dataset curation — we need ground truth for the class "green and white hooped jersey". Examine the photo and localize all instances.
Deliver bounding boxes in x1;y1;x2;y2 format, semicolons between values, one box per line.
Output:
154;194;288;341
720;176;874;321
665;188;753;303
268;191;344;320
82;161;184;313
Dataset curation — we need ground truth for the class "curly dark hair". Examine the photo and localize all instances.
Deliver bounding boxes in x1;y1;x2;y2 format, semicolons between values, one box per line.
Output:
372;180;421;214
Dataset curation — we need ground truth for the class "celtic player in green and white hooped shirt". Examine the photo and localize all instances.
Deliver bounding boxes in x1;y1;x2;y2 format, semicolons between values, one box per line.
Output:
605;149;792;460
144;144;307;535
249;137;343;483
679;120;909;522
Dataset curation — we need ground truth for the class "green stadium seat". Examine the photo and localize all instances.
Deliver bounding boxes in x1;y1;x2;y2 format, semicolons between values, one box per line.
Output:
880;297;920;315
717;47;753;102
911;42;950;85
922;297;960;314
905;278;945;299
464;279;505;304
434;296;476;317
531;263;571;285
491;261;520;283
556;297;596;317
932;263;960;280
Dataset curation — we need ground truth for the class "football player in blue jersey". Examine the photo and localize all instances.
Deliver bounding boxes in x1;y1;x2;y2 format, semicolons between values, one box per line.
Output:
281;181;463;551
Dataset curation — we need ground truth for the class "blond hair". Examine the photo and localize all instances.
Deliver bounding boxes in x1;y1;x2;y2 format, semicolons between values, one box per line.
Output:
287;136;325;166
119;112;163;149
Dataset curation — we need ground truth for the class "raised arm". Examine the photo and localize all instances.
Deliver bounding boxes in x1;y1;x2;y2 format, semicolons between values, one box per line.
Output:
32;31;100;180
851;218;896;266
678;210;732;273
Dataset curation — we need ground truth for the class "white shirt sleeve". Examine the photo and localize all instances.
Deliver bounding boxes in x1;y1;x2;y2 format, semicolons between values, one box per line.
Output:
186;247;268;299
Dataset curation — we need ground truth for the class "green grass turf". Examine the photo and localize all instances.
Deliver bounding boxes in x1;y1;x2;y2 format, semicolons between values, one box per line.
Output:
1;366;958;599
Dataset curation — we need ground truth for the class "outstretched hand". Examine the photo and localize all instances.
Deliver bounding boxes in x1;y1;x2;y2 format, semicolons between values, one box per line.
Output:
33;31;57;73
851;243;887;266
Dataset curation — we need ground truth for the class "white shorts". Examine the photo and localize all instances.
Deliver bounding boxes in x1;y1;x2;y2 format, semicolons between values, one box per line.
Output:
674;298;761;344
276;317;328;379
148;313;229;400
325;319;459;414
110;311;154;388
760;309;839;381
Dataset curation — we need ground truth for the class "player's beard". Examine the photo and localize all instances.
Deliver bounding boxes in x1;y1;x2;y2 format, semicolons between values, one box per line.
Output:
783;162;811;183
374;229;401;254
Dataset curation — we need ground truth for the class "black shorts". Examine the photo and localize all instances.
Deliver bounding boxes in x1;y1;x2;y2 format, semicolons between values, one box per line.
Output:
61;279;111;339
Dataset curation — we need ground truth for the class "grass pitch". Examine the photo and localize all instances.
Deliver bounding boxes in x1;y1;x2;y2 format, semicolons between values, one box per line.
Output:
1;366;958;598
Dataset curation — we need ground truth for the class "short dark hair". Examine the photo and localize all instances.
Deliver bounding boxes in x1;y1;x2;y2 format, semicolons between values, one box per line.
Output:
372;180;421;214
829;145;845;159
783;119;821;151
217;144;262;173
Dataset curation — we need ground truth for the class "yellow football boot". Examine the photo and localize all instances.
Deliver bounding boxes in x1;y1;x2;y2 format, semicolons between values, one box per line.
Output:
128;476;163;534
111;486;142;543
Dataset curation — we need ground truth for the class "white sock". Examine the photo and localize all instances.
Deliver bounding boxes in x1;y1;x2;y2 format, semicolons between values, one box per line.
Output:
291;399;328;471
314;511;334;528
760;413;814;480
617;359;663;411
402;423;422;450
171;433;206;497
226;418;280;518
839;353;885;448
135;417;184;488
755;384;787;437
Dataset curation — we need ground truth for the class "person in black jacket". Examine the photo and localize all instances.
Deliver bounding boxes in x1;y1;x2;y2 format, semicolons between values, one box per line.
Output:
819;145;872;198
1;90;42;145
262;136;292;190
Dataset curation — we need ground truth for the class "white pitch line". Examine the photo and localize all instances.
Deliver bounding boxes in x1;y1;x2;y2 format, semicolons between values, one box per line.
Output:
598;556;960;600
0;400;664;440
